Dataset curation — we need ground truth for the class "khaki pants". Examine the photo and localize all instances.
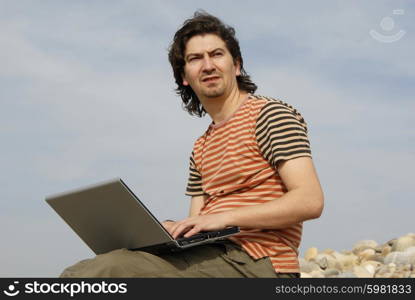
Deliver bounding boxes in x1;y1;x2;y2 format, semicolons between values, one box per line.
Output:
60;241;299;278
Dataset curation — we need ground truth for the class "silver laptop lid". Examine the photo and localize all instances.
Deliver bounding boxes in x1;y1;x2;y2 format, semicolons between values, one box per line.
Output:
46;178;173;254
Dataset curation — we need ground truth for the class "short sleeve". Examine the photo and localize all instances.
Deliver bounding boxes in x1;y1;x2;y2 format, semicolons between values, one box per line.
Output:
255;101;312;169
185;151;205;196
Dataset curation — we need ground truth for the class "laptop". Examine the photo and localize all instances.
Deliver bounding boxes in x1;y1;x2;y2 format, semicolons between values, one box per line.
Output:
45;178;239;255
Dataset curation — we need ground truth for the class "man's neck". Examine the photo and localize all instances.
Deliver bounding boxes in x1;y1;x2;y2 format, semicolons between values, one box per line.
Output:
200;89;248;125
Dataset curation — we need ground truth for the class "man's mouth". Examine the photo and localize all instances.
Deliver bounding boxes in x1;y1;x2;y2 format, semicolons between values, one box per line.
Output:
201;76;220;83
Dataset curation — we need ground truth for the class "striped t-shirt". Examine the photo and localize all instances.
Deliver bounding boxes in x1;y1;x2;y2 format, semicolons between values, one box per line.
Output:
186;94;312;273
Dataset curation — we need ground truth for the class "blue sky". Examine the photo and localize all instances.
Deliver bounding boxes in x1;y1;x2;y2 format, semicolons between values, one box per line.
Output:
0;0;414;276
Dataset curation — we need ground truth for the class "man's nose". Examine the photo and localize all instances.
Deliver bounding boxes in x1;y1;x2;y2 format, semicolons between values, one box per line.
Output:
201;55;215;72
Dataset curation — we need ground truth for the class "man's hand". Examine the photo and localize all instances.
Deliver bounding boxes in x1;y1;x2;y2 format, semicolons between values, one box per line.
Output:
168;213;229;239
161;220;177;234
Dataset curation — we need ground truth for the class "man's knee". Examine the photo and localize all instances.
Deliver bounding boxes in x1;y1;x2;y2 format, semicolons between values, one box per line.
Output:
61;248;137;277
92;248;144;277
95;248;131;266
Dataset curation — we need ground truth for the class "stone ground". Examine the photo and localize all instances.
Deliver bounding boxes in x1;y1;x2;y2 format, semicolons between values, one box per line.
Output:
299;233;415;278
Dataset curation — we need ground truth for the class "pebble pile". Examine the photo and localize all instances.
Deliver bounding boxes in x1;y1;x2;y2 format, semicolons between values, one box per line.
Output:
299;233;415;278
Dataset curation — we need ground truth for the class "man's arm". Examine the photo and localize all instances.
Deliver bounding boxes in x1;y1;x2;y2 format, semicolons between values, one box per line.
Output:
169;157;324;238
188;195;207;217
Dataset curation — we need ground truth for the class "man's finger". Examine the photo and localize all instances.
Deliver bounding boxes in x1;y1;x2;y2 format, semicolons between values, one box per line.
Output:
168;221;183;236
183;226;201;238
172;223;193;239
162;220;179;234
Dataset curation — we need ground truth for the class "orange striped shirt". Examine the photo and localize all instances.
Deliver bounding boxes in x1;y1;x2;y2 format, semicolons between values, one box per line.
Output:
186;94;312;273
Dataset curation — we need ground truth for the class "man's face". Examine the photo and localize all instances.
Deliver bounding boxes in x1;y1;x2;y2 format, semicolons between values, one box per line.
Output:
182;34;241;99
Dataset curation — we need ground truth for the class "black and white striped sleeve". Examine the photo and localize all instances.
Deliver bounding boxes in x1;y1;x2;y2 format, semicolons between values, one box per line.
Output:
185;151;205;196
255;101;311;169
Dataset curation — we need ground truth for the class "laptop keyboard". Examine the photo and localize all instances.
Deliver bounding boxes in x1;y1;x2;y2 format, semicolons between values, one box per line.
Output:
177;231;228;246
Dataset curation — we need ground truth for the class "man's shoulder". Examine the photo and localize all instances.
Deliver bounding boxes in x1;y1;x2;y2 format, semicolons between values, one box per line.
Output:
190;126;211;149
250;94;299;113
250;94;307;128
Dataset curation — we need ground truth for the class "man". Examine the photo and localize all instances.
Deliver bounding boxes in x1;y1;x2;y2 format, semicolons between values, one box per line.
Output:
60;11;323;278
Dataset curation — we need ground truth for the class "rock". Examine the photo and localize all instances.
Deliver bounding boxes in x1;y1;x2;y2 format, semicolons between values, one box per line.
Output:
392;235;415;252
337;272;357;278
405;233;415;239
300;272;312;278
387;238;397;247
384;252;411;265
361;260;382;272
304;247;318;261
353;266;374;278
404;246;415;254
373;262;412;278
366;267;377;277
370;254;385;264
315;253;341;270
391;271;409;278
353;240;378;254
362;263;376;276
300;259;320;273
387;263;397;276
324;268;340;277
375;265;392;278
330;252;343;269
332;252;358;271
402;247;415;266
317;256;328;269
359;248;376;261
381;245;392;257
399;264;412;277
310;270;325;278
322;248;335;255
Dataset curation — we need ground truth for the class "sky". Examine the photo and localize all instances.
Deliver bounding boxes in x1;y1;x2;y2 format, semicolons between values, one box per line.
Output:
0;0;414;277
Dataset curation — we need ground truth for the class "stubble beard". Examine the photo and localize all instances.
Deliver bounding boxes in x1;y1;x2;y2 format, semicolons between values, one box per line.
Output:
201;82;226;99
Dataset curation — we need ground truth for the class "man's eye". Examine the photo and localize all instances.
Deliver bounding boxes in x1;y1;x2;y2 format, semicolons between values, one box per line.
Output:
214;52;223;56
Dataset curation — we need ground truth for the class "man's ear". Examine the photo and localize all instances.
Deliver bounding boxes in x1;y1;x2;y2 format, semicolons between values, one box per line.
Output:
235;59;241;76
182;73;189;86
180;72;189;86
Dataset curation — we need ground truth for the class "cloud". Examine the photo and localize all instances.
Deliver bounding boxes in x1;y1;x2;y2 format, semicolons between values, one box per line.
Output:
0;0;413;276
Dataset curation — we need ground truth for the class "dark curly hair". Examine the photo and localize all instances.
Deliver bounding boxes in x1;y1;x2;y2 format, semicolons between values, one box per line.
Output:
168;11;257;117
